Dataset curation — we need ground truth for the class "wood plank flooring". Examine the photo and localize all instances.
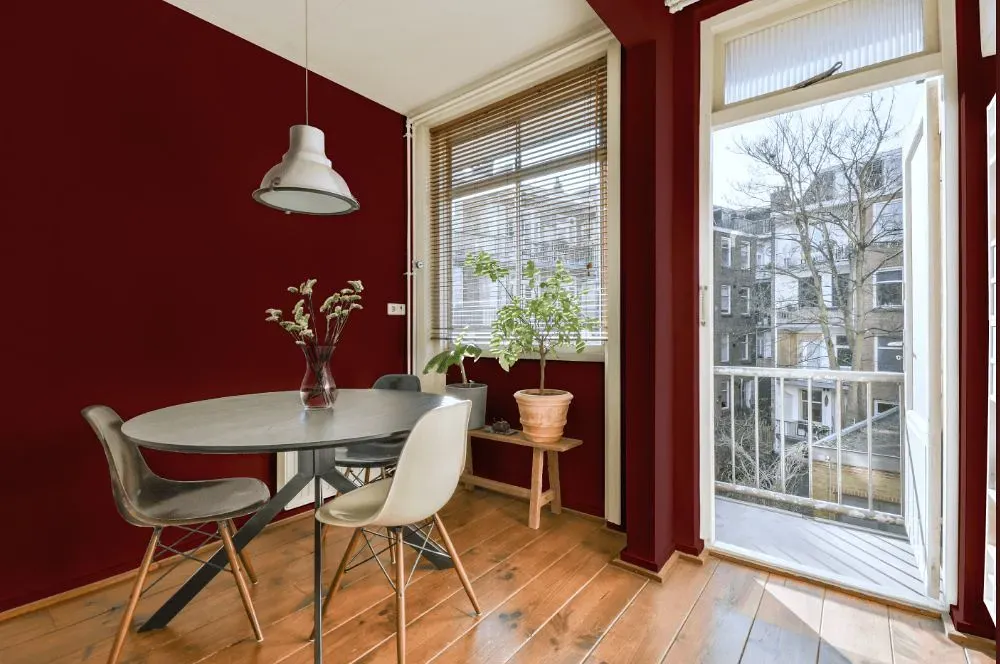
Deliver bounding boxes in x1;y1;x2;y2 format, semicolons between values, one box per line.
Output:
0;490;990;664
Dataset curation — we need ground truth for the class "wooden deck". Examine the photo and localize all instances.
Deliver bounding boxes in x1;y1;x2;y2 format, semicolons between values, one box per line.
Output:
715;497;927;605
0;490;990;664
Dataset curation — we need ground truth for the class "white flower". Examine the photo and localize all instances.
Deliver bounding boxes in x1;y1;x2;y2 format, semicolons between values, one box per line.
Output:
288;286;298;294
350;303;363;310
348;280;364;292
300;278;317;296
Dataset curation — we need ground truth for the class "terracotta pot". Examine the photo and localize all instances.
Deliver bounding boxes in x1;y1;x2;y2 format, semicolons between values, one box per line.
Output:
513;389;573;443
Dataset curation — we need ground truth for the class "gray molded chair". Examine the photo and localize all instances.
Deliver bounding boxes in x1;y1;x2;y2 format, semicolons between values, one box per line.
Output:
82;405;270;664
334;374;421;483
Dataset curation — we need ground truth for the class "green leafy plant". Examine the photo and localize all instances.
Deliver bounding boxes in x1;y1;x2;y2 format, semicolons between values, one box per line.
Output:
465;251;595;393
422;333;482;385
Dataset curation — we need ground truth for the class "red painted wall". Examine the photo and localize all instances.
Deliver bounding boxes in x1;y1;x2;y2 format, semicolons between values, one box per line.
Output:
456;360;606;519
0;0;407;611
591;0;998;637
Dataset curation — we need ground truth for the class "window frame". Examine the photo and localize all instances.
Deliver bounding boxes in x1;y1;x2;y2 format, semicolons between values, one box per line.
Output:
738;286;751;316
875;334;905;372
720;284;732;315
874;267;905;309
739;240;752;269
720;234;733;268
741;334;752;361
721;333;731;363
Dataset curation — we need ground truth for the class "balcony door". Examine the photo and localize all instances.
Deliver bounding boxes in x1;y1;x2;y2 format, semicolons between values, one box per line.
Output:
902;79;944;599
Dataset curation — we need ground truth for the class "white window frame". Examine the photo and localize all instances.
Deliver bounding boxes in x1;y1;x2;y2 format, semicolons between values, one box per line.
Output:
741;334;751;361
875;335;905;373
720;379;731;410
721;333;731;363
740;240;752;269
721;234;733;267
738;286;751;316
874;268;905;309
411;31;622;524
757;330;773;359
720;284;732;315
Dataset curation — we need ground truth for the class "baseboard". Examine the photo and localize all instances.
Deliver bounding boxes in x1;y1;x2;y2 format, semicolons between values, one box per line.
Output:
610;548;708;583
943;613;997;657
0;510;313;624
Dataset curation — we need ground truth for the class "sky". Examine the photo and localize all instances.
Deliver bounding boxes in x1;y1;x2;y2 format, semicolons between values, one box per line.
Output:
711;80;926;209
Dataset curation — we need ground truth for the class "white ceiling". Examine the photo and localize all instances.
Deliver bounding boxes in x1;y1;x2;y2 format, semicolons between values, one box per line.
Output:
163;0;604;115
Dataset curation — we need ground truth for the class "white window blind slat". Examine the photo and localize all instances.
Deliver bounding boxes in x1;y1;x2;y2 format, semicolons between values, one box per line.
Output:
429;59;608;344
724;0;925;105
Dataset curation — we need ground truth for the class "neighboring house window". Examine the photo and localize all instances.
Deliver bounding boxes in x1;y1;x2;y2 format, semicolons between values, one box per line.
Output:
740;241;751;269
831;272;851;309
742;379;754;408
741;334;751;361
757;330;773;359
428;58;608;344
756;245;771;269
876;335;904;372
721;235;732;267
800;388;824;423
739;287;751;316
798;277;819;308
720;380;730;410
874;268;904;308
872;199;904;243
721;333;731;363
874;400;898;414
798;338;827;368
835;334;853;369
720;285;732;315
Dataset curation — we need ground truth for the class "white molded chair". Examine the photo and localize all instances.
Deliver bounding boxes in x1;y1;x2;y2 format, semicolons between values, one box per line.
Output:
313;400;479;663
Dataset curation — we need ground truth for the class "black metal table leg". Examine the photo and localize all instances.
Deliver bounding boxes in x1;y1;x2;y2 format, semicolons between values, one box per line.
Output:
138;472;312;631
313;451;323;664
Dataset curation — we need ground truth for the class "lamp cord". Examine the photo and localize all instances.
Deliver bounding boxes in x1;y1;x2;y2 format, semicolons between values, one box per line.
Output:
304;0;309;126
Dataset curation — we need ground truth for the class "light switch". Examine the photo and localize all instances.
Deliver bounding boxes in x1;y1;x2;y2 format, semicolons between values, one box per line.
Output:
387;303;406;316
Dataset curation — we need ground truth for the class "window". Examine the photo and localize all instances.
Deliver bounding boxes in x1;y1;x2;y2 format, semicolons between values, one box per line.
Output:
741;378;754;408
876;335;904;372
720;285;732;315
874;269;904;308
798;277;819;308
428;59;608;343
757;330;773;359
720;0;930;105
720;235;732;267
738;287;751;316
798;338;827;368
741;334;751;361
719;380;730;410
872;199;904;243
831;273;851;309
756;245;771;269
740;241;751;269
720;333;730;363
835;334;853;369
800;388;824;423
874;400;899;414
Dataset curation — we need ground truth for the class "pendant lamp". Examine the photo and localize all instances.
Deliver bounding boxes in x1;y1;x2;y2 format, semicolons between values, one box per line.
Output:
252;0;359;215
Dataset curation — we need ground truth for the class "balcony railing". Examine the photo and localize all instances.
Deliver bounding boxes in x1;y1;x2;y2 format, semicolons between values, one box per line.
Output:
714;366;905;526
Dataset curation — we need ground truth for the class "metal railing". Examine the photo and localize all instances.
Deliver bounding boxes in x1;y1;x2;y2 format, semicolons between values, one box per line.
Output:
715;366;905;525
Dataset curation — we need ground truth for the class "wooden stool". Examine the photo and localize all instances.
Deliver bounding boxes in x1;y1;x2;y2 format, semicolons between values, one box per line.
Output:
462;429;582;529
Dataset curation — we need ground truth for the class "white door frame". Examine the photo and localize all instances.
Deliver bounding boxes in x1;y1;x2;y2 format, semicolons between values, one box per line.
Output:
697;0;961;607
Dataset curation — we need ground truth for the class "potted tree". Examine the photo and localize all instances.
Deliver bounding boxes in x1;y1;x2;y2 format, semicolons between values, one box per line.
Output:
465;252;595;443
423;334;487;429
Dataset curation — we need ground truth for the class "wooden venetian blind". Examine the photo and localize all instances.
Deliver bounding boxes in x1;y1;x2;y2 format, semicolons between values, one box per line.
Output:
429;58;608;344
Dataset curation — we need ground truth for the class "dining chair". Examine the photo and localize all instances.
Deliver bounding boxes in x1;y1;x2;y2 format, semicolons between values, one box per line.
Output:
82;405;270;664
334;373;421;486
313;400;478;663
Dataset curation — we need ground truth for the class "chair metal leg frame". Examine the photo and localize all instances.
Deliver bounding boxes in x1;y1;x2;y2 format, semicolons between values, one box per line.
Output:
108;529;161;664
218;521;263;642
395;528;406;664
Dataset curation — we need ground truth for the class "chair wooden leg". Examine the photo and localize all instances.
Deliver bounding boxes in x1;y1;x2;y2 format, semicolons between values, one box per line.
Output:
310;527;363;641
107;528;160;664
227;519;258;584
364;467;371;484
432;513;481;614
218;521;263;642
395;528;406;664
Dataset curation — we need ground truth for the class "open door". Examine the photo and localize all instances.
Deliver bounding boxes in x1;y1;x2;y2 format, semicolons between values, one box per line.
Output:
902;79;944;600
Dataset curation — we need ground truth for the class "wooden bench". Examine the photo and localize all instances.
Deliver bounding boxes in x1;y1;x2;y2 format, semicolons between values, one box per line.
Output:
462;428;582;529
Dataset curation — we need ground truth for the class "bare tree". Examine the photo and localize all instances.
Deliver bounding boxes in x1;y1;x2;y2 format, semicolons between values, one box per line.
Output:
715;404;809;494
731;93;905;381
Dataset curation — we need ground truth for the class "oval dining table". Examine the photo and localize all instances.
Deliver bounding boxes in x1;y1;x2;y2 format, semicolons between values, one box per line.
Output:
122;388;458;663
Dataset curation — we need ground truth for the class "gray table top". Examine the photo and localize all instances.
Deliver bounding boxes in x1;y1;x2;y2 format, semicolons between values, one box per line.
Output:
122;390;457;453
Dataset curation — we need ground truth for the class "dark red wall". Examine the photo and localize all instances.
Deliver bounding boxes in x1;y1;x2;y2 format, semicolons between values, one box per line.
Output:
590;0;998;638
0;0;406;611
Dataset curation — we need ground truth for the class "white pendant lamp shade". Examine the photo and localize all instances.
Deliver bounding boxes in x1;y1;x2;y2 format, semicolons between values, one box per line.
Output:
253;125;359;215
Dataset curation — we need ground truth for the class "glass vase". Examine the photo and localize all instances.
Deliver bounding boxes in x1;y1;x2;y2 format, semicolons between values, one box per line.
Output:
300;345;337;409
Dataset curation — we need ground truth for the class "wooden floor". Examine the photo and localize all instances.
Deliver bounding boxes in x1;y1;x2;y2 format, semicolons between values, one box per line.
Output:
0;490;991;664
715;497;926;605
